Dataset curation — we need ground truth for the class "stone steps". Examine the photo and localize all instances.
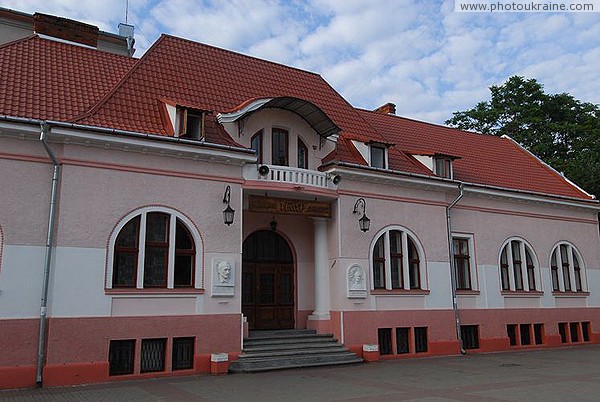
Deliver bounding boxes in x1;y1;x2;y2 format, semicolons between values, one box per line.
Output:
229;329;362;373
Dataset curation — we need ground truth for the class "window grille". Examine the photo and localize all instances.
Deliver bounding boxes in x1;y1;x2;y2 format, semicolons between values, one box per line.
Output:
109;339;135;376
141;338;166;373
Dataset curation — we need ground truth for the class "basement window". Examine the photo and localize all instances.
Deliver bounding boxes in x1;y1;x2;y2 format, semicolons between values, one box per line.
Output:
178;108;206;140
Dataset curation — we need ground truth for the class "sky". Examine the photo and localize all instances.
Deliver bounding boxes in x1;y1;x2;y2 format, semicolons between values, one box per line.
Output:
4;0;600;124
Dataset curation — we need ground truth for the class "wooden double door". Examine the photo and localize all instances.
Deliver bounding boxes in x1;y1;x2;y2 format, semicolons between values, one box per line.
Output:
242;230;295;330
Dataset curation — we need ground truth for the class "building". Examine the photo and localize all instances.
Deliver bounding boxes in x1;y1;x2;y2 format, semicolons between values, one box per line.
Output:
0;10;598;390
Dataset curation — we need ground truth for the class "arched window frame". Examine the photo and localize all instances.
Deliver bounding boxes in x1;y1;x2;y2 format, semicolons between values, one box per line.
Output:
297;137;309;169
549;242;587;293
369;226;427;291
498;237;541;293
106;206;203;290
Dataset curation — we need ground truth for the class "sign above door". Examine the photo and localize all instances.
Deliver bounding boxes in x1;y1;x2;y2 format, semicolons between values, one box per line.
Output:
249;195;331;218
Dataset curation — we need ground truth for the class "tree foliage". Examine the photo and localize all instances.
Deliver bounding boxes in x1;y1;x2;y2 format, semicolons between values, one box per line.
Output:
446;76;600;199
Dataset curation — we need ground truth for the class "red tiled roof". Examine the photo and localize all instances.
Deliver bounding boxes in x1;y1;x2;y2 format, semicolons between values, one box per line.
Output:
358;109;592;200
77;35;382;145
0;35;136;121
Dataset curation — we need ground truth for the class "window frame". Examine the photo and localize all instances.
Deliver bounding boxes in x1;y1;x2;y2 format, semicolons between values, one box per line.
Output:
370;226;426;292
271;127;289;166
498;237;540;293
251;130;263;164
452;234;476;291
549;242;586;293
177;108;205;140
369;143;387;169
434;157;453;179
107;206;203;291
297;137;309;169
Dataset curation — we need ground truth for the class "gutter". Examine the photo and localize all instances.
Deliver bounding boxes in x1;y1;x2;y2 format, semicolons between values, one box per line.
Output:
446;182;465;354
36;122;60;386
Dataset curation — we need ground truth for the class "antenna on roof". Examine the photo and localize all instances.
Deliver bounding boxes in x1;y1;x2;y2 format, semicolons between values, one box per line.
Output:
125;0;129;24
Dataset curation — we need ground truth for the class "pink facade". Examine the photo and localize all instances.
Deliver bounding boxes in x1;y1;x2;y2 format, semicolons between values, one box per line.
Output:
0;12;599;390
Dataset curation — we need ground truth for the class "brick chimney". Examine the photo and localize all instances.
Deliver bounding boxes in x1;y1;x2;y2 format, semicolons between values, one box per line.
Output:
373;102;396;115
33;13;99;47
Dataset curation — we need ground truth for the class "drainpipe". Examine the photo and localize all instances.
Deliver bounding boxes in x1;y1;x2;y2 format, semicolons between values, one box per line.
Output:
446;182;465;354
36;122;60;386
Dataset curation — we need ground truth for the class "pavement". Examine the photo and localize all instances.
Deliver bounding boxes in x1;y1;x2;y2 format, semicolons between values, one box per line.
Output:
2;345;600;401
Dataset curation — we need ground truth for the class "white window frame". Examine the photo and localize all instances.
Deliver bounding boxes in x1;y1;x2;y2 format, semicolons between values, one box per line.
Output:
498;237;541;292
369;143;388;169
106;206;203;289
369;226;427;291
433;157;453;179
452;233;477;291
549;242;587;293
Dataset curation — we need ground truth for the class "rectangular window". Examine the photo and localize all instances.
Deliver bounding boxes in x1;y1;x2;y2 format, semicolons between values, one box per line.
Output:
179;109;204;140
511;241;523;290
519;324;531;346
389;231;403;289
534;323;544;345
251;131;263;164
109;339;135;376
560;245;572;291
140;338;167;373
558;322;568;343
569;322;579;343
414;327;428;353
370;144;386;168
144;213;170;287
500;248;510;291
378;328;393;355
434;158;452;178
297;139;309;169
461;325;480;350
272;128;289;166
453;238;471;290
507;324;517;346
582;322;590;342
551;253;560;291
396;327;410;354
172;337;195;370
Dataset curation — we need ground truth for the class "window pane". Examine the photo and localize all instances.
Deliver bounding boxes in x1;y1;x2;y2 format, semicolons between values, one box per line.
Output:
414;327;428;353
391;257;402;289
408;239;420;289
298;139;308;169
370;145;385;168
174;255;193;287
146;213;169;243
272;129;288;166
144;247;167;287
172;337;195;371
396;327;410;354
186;113;202;139
109;339;135;376
373;235;386;289
525;249;536;290
573;254;582;291
116;216;139;248
500;246;509;290
176;220;193;250
512;242;523;290
114;252;137;287
551;250;559;290
140;338;166;373
378;328;392;355
389;231;402;254
251;131;262;164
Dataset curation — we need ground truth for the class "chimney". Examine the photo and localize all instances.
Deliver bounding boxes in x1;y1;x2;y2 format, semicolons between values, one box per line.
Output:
373;102;396;115
33;13;99;47
118;23;136;56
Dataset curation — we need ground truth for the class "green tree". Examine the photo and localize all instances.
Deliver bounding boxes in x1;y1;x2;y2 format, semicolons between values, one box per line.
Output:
446;76;600;199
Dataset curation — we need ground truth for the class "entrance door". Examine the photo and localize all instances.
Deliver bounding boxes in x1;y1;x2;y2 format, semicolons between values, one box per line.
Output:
242;230;294;330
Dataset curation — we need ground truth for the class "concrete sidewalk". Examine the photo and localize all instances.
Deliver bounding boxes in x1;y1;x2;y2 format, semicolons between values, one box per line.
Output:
2;345;600;401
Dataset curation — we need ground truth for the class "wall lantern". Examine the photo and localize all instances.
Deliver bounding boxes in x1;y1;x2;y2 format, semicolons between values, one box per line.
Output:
352;198;370;233
222;185;235;226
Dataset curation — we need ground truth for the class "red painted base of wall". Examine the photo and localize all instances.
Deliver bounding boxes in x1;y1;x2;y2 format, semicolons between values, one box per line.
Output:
0;366;36;389
43;362;109;387
307;318;331;334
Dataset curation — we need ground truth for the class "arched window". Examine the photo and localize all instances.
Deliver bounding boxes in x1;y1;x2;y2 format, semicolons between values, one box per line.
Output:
499;238;539;292
108;207;201;289
371;227;424;291
550;242;586;293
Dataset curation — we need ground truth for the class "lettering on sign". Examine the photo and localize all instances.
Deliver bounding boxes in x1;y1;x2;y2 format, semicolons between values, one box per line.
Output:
249;195;331;218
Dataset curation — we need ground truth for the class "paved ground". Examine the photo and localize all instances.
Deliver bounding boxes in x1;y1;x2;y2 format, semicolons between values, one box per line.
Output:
2;346;600;401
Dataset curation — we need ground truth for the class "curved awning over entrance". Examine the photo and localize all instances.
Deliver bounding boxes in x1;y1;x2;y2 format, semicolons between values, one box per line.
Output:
217;97;341;138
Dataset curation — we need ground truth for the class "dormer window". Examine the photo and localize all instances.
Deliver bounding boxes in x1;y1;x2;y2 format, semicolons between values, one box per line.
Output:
370;144;387;169
434;157;453;179
178;108;205;140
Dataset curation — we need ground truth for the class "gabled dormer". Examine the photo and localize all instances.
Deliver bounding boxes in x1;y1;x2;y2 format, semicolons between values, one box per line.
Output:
350;140;391;169
177;107;207;140
409;151;460;179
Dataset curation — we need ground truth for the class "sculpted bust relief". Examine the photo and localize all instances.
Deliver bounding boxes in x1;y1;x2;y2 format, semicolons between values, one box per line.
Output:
217;260;232;284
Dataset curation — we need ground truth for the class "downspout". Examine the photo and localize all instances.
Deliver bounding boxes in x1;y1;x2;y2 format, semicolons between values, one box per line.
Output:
446;182;465;354
36;122;60;386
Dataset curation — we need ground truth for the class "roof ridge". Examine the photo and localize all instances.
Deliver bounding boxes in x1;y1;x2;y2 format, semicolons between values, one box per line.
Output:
356;107;495;138
160;34;323;77
70;35;163;123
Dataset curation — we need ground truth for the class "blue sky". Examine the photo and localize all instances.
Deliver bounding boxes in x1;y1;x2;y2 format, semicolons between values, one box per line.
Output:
4;0;600;124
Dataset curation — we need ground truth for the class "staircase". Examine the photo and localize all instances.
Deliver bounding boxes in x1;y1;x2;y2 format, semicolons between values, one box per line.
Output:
229;329;363;373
